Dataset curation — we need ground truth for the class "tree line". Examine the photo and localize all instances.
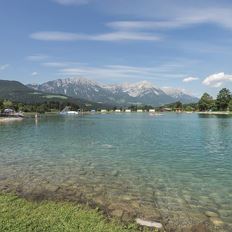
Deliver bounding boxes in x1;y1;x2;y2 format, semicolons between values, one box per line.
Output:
1;87;232;113
157;88;232;112
0;100;80;113
198;88;232;111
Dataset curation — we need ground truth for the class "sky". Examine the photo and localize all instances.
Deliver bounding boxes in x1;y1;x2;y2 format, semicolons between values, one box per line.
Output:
1;0;232;97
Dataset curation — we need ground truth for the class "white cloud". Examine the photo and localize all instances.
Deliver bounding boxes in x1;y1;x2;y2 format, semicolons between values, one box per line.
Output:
0;64;9;71
30;32;86;41
30;31;161;42
183;76;199;82
92;31;160;41
202;72;232;87
32;72;38;76
42;62;87;68
57;64;185;82
52;0;90;5
107;7;232;31
30;6;232;44
42;62;70;68
27;54;49;61
108;20;189;31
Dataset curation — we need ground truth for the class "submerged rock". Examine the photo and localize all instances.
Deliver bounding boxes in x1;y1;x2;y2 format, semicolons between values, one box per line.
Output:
0;175;7;181
205;211;219;218
136;218;163;229
209;217;224;226
111;170;119;177
79;171;87;176
184;222;210;232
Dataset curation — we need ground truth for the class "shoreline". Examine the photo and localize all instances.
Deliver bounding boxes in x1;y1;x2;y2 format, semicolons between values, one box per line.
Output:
0;117;23;123
197;111;232;115
0;180;220;232
0;193;139;232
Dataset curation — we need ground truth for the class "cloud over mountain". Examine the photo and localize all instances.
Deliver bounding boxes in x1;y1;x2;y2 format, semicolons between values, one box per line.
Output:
203;72;232;88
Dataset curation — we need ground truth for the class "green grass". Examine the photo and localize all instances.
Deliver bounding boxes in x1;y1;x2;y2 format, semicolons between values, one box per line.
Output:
0;194;139;232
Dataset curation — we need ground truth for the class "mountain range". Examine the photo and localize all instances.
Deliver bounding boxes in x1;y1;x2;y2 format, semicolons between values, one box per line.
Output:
0;80;101;108
28;77;198;106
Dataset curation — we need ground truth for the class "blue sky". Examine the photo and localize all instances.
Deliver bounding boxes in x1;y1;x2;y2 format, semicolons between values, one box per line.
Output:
1;0;232;97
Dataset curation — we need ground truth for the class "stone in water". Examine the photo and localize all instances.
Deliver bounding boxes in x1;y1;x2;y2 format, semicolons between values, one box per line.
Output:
136;218;163;229
205;211;219;218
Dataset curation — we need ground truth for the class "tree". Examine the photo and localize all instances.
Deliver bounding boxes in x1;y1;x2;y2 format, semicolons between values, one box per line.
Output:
229;99;232;112
175;101;182;109
0;100;3;111
185;106;193;112
3;99;13;109
216;88;231;111
198;93;214;111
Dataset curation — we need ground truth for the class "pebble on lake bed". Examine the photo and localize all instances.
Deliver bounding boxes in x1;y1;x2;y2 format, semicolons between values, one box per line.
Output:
136;218;163;229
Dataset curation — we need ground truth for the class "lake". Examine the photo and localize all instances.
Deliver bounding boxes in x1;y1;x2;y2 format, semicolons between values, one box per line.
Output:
0;113;232;231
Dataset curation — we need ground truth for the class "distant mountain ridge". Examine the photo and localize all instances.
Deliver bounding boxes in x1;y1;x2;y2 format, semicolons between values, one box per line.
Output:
0;79;101;108
161;87;198;103
28;77;198;106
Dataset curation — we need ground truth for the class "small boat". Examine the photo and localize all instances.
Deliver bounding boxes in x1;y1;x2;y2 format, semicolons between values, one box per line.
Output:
59;106;79;115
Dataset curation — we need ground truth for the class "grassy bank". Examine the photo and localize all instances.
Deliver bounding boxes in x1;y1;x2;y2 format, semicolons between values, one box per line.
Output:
0;194;140;232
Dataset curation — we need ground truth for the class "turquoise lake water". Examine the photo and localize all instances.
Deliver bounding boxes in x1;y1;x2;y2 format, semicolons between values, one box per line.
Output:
0;113;232;231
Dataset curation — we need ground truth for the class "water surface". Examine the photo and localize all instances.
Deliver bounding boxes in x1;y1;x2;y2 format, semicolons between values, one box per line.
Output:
0;113;232;231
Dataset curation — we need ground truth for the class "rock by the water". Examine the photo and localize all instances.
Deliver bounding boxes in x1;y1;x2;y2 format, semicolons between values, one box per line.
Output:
209;217;224;226
136;218;163;229
112;170;119;177
205;211;219;218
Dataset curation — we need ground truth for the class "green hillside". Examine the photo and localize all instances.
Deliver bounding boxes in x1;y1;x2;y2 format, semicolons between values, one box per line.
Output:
0;80;102;109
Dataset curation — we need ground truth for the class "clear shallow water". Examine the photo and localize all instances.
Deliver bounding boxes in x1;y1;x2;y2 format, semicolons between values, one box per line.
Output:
0;113;232;231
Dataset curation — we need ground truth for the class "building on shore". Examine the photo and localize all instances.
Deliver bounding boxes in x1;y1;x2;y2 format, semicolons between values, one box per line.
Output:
115;109;121;113
149;109;155;113
162;108;172;112
100;109;107;113
0;108;24;118
3;108;15;115
125;109;131;113
137;109;143;113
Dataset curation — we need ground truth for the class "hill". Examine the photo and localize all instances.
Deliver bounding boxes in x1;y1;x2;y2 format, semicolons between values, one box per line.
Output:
0;80;101;109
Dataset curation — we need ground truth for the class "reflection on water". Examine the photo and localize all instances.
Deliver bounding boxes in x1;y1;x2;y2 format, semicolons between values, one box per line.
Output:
0;113;232;231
